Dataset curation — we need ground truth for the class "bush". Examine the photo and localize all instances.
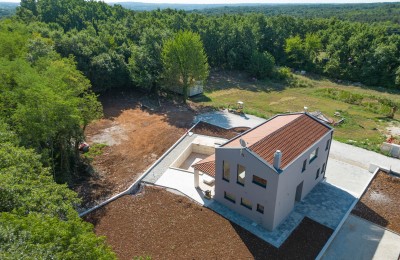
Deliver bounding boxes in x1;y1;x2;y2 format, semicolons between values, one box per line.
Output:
248;51;275;79
274;66;293;80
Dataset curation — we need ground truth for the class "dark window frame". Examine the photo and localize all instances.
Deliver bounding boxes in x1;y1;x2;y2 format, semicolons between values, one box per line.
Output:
325;139;331;151
302;159;307;172
241;197;252;210
309;148;319;163
222;161;230;182
256;204;264;214
315;168;320;180
224;191;235;203
252;175;267;188
237;164;245;186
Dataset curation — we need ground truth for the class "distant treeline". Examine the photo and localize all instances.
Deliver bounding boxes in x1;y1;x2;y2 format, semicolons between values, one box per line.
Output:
0;2;18;18
14;0;400;92
193;3;400;24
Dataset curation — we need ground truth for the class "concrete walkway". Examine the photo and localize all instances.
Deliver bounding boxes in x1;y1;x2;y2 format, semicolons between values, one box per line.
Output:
322;215;400;260
194;109;266;129
330;140;400;173
324;158;372;197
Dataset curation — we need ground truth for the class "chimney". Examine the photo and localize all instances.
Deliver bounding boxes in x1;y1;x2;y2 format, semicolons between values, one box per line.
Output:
273;150;282;170
304;106;308;113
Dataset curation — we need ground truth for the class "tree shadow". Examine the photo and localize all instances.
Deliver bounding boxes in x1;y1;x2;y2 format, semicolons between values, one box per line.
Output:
229;217;333;259
72;162;117;210
205;70;288;95
82;204;108;227
351;201;389;229
98;88;144;119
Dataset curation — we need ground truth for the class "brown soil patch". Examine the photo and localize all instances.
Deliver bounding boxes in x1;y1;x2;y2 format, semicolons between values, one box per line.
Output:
192;121;249;139
73;91;195;209
85;187;333;260
352;170;400;233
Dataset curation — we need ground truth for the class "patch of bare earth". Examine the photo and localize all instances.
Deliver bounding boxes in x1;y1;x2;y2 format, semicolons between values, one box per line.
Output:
192;121;249;139
352;170;400;233
85;187;333;260
73;91;195;209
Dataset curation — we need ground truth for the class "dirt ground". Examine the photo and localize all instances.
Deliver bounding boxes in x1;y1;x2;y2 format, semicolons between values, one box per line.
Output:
73;91;196;209
85;186;333;260
352;170;400;233
192;121;249;139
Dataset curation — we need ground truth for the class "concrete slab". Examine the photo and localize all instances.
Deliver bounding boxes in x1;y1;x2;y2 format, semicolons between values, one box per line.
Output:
324;158;373;197
194;109;266;129
330;140;400;173
322;215;400;260
155;168;214;206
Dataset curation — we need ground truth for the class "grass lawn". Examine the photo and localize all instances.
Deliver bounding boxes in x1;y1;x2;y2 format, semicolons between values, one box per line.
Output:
191;70;400;152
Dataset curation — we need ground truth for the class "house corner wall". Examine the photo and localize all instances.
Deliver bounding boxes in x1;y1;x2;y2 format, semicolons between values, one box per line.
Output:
272;130;333;229
214;147;279;231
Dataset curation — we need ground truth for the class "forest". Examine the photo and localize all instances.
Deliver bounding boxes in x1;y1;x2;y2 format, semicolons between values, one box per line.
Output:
194;2;400;24
1;0;400;258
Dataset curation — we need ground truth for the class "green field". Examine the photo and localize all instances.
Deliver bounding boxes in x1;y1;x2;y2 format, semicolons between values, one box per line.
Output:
192;71;400;152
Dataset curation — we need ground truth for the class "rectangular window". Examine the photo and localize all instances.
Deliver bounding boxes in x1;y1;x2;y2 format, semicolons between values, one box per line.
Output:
322;163;326;174
241;197;252;210
224;191;235;203
326;139;331;151
309;148;319;163
252;175;267;188
315;168;320;180
257;204;264;214
237;164;245;186
223;161;230;182
302;159;307;173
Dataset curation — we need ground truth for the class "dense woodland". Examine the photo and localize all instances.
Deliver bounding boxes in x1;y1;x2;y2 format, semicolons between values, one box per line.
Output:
1;0;400;258
194;2;400;24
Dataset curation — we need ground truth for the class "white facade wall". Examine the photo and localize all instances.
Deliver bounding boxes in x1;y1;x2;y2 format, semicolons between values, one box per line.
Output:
272;130;333;229
214;129;333;231
214;148;279;230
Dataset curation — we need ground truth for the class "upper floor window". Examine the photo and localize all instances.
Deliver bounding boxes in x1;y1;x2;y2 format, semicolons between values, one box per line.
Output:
325;139;331;151
223;161;230;182
309;148;319;163
253;175;267;188
302;159;307;172
237;164;245;186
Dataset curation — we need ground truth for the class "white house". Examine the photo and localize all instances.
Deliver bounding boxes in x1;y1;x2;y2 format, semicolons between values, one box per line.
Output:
193;112;333;231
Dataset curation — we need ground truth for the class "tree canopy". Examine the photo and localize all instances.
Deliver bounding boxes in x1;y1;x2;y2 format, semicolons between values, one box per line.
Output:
162;31;209;100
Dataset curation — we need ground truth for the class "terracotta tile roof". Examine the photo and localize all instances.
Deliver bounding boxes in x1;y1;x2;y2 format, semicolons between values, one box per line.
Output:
193;113;331;176
192;154;216;177
247;114;330;168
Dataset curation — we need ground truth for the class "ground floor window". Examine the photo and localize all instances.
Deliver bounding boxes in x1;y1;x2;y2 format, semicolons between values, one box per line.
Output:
241;197;252;210
257;204;264;214
315;168;320;180
224;191;236;203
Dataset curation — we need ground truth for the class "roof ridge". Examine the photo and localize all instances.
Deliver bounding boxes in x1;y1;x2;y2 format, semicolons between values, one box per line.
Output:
249;114;307;150
222;112;305;148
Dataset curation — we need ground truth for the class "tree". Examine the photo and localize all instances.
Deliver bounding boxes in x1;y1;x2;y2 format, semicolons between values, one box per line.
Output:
162;31;209;100
248;51;275;79
0;124;116;259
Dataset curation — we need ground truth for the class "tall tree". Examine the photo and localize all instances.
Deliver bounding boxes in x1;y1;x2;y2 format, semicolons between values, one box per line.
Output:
162;31;209;100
